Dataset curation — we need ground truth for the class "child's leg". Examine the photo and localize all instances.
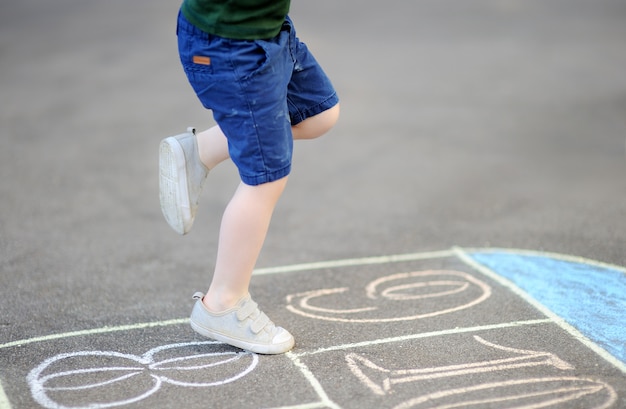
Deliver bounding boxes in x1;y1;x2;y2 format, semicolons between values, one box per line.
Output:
203;176;288;312
188;176;294;354
292;103;340;140
196;126;229;170
195;104;338;312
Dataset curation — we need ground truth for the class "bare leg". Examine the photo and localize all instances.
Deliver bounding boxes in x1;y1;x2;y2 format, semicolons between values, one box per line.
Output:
196;126;229;170
292;103;340;140
196;103;340;312
203;177;288;311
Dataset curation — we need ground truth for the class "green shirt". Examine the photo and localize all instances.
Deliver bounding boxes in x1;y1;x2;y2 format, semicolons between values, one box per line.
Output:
181;0;291;40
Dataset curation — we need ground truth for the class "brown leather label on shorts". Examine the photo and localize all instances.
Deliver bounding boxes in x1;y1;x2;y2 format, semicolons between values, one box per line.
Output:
192;55;211;65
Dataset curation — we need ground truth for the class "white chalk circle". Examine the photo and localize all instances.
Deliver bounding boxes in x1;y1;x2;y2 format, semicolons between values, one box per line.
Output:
27;341;258;409
286;270;491;323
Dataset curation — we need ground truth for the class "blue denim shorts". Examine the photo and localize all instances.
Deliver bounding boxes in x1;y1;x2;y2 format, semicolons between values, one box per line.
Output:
176;12;339;185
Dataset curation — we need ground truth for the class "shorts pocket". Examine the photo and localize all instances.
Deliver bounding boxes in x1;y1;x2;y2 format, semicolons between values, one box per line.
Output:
178;35;215;75
229;39;271;82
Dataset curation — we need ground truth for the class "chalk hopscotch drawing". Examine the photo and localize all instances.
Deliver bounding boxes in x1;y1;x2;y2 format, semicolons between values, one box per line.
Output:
392;378;617;409
286;270;491;323
16;250;623;409
346;336;574;396
27;341;257;409
346;336;617;409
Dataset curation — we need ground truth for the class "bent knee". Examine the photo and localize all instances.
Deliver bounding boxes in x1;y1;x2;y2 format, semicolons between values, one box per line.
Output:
293;103;340;140
324;103;341;129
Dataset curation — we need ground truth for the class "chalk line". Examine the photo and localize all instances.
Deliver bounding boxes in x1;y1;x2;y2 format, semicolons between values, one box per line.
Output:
291;319;551;358
253;249;454;275
266;403;331;409
460;247;626;274
0;318;188;350
284;352;342;409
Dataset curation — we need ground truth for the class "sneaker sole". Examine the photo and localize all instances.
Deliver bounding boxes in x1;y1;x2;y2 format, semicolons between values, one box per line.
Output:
159;137;191;235
190;319;295;355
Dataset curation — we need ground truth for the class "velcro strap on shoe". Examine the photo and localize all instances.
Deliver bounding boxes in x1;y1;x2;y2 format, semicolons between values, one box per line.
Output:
236;299;258;321
250;312;271;334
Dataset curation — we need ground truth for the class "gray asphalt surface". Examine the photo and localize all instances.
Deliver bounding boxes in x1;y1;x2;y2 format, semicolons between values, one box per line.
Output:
1;0;625;408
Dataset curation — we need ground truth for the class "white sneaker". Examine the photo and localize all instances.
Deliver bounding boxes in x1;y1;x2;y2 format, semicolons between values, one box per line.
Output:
190;292;295;354
159;127;209;235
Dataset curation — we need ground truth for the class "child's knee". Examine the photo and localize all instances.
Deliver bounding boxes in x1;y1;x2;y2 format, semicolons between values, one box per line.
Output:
315;103;340;137
325;103;340;129
293;103;340;140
